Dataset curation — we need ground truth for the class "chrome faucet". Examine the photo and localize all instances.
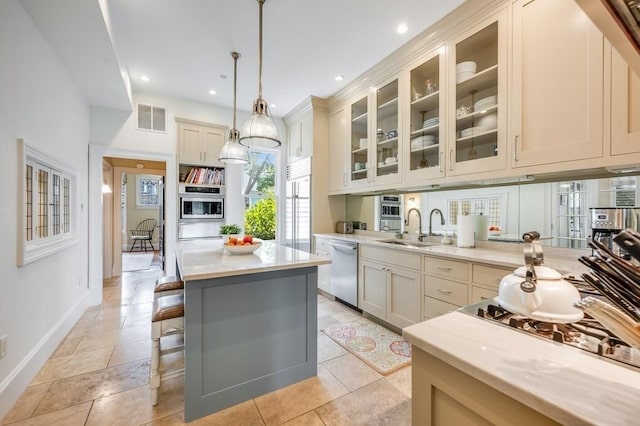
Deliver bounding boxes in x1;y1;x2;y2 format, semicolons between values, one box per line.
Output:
405;208;427;242
429;208;445;236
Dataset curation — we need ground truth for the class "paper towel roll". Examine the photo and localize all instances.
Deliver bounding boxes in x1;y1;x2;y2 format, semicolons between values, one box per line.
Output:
457;214;475;247
474;214;488;241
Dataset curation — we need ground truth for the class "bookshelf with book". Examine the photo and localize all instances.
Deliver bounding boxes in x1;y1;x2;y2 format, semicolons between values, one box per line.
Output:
179;165;225;186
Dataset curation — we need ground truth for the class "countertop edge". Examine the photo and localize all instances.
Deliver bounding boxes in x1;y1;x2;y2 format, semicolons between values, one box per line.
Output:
403;312;640;425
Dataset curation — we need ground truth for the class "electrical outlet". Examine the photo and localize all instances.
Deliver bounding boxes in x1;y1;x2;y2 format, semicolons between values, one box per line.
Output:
0;335;7;359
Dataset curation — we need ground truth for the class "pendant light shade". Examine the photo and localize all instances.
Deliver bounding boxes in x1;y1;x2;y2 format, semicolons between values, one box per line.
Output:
219;52;249;164
239;0;281;149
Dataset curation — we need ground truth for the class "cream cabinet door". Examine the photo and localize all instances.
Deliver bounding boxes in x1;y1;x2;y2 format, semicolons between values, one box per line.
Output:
611;48;640;157
202;126;225;167
359;260;387;319
287;121;302;160
387;266;421;328
178;122;225;167
328;107;348;193
446;10;508;177
511;0;604;168
178;123;204;164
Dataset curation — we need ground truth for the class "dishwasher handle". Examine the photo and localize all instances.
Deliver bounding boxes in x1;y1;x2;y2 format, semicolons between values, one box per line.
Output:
329;242;357;251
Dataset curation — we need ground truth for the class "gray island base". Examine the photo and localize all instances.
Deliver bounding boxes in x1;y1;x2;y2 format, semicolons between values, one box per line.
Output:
176;240;328;422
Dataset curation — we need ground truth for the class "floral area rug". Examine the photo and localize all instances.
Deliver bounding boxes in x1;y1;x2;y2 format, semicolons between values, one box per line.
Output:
321;316;412;375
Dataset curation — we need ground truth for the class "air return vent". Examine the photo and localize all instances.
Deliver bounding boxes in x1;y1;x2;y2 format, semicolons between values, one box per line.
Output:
137;103;167;132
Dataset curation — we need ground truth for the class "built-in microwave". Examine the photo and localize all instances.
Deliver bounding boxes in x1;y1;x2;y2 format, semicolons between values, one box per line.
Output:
179;184;225;220
180;195;224;220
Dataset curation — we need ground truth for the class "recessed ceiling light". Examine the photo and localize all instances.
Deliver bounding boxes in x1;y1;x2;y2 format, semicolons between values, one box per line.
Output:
209;89;217;95
140;75;150;82
397;23;408;34
335;74;344;81
270;103;277;108
136;163;144;169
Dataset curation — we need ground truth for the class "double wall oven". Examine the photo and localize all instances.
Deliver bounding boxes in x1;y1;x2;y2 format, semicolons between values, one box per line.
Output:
178;184;224;240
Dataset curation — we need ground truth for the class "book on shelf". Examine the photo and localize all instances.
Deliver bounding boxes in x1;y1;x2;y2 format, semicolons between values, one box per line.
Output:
183;167;225;185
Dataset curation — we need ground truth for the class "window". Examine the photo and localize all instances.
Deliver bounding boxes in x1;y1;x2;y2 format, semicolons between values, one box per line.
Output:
136;174;162;208
18;139;77;265
447;194;505;229
243;151;277;240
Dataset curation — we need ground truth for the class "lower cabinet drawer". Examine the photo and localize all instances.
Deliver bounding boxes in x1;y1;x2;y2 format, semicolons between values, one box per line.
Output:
472;264;512;289
424;275;467;306
424;256;469;282
424;297;460;319
470;285;498;304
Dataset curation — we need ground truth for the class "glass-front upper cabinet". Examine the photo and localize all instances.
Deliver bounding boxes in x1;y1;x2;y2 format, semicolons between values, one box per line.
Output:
448;12;507;177
374;78;400;183
350;95;369;186
405;49;445;180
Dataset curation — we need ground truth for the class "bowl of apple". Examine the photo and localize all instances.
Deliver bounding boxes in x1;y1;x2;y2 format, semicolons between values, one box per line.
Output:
223;235;262;255
488;226;502;236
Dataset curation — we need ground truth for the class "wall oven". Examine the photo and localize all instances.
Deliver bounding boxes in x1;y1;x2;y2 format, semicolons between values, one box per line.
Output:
179;184;224;220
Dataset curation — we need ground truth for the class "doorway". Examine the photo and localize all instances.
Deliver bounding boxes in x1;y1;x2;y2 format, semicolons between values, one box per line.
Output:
103;157;167;278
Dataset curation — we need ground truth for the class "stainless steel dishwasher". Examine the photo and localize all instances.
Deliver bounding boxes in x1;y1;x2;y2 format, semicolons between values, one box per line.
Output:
328;239;358;307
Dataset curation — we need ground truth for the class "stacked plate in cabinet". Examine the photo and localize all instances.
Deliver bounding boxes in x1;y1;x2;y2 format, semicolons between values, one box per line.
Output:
422;117;439;128
411;135;437;150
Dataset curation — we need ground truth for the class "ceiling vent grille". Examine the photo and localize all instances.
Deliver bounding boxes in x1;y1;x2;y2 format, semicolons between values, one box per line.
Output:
137;103;167;133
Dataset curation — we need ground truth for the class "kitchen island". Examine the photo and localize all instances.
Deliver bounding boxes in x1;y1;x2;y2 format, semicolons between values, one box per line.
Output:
175;239;331;422
403;309;640;425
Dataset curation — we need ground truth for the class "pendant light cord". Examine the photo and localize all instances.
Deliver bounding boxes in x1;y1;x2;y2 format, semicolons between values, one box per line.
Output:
258;0;265;100
231;52;239;130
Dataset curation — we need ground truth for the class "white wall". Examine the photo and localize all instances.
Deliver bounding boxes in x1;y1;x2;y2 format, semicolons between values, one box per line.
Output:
0;0;91;417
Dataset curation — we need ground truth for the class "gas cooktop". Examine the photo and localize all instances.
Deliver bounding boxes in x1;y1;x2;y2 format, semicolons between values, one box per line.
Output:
460;278;640;371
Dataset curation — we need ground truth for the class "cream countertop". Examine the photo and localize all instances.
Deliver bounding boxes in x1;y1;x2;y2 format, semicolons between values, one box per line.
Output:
315;232;588;275
403;311;640;425
176;239;331;281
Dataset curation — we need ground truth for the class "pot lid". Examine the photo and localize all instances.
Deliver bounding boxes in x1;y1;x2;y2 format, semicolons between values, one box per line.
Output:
513;265;562;280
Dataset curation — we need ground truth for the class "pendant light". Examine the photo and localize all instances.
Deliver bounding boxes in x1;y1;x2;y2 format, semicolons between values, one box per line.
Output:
239;0;281;149
218;52;249;164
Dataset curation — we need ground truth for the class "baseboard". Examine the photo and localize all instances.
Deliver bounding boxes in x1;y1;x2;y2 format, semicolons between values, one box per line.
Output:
0;292;90;420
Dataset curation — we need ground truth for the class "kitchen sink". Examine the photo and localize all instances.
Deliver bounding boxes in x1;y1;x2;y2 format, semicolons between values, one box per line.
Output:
379;239;436;248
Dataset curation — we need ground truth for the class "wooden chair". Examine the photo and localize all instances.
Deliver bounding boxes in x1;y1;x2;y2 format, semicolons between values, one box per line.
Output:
150;293;184;405
129;218;157;252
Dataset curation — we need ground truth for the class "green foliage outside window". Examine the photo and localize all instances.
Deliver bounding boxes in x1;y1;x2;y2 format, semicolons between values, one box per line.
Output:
245;198;276;240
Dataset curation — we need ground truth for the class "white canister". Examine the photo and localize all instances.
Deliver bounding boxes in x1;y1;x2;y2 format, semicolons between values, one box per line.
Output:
474;214;488;241
457;214;475;247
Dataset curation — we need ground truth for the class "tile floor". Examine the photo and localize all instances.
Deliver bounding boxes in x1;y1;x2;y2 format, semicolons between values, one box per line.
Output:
1;256;411;425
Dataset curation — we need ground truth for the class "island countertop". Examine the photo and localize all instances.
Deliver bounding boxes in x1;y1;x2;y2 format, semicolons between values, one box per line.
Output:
403;311;640;425
176;239;331;281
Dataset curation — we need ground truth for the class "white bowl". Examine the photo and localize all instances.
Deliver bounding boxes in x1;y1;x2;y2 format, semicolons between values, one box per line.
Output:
358;138;368;148
224;242;262;255
474;96;497;111
477;112;497;131
456;61;477;74
384;157;397;165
